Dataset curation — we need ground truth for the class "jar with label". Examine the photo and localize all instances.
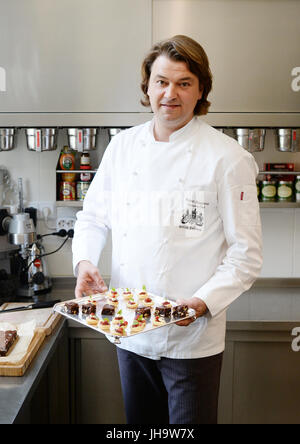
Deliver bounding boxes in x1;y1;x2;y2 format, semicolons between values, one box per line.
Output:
80;153;92;181
60;181;76;201
261;180;277;202
295;176;300;202
59;146;75;171
277;181;294;201
76;181;90;201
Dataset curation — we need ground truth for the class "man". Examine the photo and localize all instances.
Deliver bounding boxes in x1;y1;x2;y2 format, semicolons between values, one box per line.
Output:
72;35;263;424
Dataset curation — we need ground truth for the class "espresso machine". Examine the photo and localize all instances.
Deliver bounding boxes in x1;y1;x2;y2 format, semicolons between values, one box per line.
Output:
0;176;52;300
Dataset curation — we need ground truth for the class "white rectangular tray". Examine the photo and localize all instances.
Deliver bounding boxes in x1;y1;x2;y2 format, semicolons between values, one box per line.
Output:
53;288;196;344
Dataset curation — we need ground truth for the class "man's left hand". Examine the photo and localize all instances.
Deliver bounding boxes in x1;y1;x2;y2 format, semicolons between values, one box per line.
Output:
175;297;208;327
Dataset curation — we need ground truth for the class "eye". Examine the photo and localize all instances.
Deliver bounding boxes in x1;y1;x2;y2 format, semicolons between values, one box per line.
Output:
180;82;190;88
157;80;166;86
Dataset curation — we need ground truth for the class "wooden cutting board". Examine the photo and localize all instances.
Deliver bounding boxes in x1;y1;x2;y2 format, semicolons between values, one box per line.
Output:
0;303;61;336
0;329;46;376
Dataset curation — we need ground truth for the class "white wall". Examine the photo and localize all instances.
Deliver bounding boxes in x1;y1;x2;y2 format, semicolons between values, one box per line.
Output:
1;125;300;279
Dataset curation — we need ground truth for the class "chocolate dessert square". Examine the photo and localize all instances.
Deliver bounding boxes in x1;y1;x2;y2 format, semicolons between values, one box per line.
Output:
135;306;151;318
64;301;79;315
0;330;18;357
154;306;171;317
82;302;96;315
172;304;189;319
101;304;115;316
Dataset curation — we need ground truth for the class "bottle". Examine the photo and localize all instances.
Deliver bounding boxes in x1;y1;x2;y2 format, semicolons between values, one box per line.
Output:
59;146;75;171
80;153;92;182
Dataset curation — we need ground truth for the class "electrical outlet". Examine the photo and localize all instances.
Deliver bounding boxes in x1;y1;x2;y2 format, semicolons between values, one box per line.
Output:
56;217;76;231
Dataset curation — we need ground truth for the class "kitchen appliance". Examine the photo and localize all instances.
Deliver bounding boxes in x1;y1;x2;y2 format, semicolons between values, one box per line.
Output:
8;212;52;298
276;129;300;152
234;128;266;152
67;128;98;152
0;128;17;151
25;128;58;152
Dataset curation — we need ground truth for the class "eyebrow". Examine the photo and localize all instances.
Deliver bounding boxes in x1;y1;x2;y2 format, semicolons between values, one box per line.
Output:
155;75;194;82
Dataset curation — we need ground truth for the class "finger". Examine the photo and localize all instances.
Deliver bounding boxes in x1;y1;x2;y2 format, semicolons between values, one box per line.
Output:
175;319;193;327
75;283;85;299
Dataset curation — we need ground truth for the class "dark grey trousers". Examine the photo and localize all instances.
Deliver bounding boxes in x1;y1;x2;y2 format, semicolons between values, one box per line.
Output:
116;347;223;424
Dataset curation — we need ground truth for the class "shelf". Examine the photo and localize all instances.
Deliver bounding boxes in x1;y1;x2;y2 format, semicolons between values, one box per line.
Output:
56;201;300;209
259;202;300;208
56;201;83;207
56;170;98;174
258;171;300;176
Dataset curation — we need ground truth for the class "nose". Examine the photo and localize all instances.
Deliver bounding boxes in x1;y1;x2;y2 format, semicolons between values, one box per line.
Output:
164;83;178;100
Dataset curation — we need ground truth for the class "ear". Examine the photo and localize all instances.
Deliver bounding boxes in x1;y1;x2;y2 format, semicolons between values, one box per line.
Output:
198;86;204;101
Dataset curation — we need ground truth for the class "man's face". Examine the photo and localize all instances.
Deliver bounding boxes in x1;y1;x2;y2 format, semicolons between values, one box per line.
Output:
147;55;203;132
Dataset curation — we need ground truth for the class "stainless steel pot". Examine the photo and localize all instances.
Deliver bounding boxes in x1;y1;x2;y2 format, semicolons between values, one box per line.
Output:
235;128;266;152
108;128;122;141
0;128;17;151
67;128;98;152
276;129;300;152
26;128;58;152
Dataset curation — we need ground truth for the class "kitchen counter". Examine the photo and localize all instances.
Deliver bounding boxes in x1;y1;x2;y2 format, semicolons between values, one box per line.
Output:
0;278;76;425
1;277;300;424
0;318;67;424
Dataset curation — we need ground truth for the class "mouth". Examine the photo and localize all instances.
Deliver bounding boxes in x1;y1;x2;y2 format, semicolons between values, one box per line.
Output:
160;103;181;109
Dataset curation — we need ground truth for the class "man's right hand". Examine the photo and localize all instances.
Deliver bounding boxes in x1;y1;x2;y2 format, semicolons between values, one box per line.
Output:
75;260;108;299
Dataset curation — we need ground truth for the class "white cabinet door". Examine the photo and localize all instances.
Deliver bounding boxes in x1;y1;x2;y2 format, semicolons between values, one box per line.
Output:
0;0;151;112
153;0;300;112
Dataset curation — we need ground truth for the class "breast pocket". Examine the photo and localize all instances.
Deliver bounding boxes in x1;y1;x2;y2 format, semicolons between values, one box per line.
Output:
174;189;218;238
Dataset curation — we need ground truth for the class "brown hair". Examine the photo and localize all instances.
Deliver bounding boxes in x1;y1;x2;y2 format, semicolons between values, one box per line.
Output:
141;35;212;116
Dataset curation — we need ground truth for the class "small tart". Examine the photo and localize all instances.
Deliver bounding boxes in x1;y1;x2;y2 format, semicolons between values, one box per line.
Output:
112;316;124;325
143;297;154;307
135;315;146;329
86;313;99;326
113;326;127;337
122;289;133;300
130;320;144;333
138;291;148;300
109;288;118;298
152;316;166;327
108;297;119;307
99;318;111;331
126;299;138;309
162;301;172;309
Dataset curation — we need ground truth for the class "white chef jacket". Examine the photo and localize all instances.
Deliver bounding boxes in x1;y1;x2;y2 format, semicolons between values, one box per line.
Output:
72;117;263;360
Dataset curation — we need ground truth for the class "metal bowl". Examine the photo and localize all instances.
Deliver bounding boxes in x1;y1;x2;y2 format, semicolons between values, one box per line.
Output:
235;128;266;152
108;128;122;141
0;128;17;151
276;129;300;152
26;128;58;152
67;128;98;152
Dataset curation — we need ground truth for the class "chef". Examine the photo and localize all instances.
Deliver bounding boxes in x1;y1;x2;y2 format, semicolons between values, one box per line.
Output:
72;35;263;424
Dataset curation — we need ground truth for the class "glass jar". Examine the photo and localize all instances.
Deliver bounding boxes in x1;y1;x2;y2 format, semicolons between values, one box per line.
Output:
261;180;277;202
277;181;293;202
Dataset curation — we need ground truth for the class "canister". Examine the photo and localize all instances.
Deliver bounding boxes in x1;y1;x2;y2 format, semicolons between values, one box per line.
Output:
59;181;76;201
277;181;293;201
295;176;300;202
261;180;277;202
76;181;90;201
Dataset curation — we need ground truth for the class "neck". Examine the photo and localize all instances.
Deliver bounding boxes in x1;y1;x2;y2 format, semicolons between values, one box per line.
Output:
153;116;194;142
